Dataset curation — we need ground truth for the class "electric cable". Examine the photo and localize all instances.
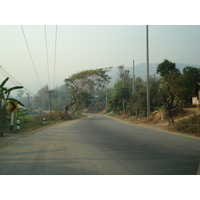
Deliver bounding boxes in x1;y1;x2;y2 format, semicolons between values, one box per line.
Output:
0;65;34;96
53;25;58;89
21;25;43;89
44;25;50;88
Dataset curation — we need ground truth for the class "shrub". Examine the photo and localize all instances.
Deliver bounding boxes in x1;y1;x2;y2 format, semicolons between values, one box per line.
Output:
174;114;200;136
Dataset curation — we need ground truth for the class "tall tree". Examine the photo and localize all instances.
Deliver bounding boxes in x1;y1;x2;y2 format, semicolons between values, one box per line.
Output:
178;66;200;106
157;60;183;125
32;85;49;111
64;68;111;117
109;66;131;114
157;59;181;81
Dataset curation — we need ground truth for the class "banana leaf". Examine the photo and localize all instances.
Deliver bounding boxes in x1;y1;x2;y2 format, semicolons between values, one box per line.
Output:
7;98;25;107
0;77;9;88
5;86;24;94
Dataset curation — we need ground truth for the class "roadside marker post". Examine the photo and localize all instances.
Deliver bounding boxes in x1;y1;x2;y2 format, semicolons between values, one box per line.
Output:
10;112;14;131
43;118;46;124
16;120;20;130
8;101;18;131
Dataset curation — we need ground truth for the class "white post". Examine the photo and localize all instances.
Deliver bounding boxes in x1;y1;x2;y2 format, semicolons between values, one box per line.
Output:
17;120;20;130
10;112;14;131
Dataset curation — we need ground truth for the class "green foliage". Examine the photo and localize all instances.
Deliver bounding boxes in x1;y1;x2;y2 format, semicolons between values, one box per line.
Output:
64;67;111;117
157;59;181;81
108;60;199;121
87;87;114;113
0;77;24;122
109;66;132;114
157;60;184;125
30;85;71;113
178;66;200;105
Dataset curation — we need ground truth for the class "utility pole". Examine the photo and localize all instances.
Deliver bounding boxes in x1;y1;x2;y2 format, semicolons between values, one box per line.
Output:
105;82;108;109
46;90;54;113
122;72;125;114
132;60;135;94
146;25;150;117
26;93;30;103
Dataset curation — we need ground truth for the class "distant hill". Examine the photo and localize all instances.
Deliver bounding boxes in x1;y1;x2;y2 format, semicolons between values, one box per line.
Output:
107;62;200;87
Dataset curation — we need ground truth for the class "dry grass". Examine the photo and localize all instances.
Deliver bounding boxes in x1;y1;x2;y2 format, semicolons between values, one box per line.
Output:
108;108;200;138
174;114;200;136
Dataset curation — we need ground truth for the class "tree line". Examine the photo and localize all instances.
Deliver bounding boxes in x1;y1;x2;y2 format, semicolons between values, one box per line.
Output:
1;59;200;125
108;59;200;125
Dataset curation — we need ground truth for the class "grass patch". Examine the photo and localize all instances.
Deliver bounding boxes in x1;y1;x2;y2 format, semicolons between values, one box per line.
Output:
0;111;73;134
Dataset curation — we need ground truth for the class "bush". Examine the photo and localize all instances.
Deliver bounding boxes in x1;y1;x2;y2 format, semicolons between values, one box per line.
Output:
32;111;72;122
174;114;200;136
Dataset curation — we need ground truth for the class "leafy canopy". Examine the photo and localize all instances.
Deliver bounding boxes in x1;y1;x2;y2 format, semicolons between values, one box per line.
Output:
64;67;111;116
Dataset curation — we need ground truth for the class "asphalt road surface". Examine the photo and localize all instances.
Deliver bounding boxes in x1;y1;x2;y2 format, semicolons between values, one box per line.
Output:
0;114;200;175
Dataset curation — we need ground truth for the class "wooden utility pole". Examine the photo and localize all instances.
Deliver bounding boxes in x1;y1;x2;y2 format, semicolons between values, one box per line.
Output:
132;60;135;94
146;25;150;117
46;90;54;113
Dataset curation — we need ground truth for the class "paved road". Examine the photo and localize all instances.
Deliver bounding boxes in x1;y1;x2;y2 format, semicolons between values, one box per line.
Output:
0;114;200;175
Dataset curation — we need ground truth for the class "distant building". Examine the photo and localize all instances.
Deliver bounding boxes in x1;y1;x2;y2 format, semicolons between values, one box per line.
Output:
192;82;200;107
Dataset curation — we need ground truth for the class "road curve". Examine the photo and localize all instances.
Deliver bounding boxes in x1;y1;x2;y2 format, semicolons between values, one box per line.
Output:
0;114;199;175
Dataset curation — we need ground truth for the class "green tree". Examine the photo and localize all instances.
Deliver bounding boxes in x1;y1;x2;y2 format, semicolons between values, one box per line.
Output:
31;85;50;111
149;75;162;110
157;60;184;125
178;66;200;106
109;66;132;114
86;87;113;113
64;68;111;117
110;83;131;114
157;59;181;81
127;76;146;116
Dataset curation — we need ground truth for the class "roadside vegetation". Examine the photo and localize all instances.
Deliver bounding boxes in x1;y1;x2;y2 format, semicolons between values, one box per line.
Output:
174;114;200;136
1;60;200;136
0;77;81;134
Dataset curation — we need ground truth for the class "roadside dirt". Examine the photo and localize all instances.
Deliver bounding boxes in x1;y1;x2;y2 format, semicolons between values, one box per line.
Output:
106;107;200;139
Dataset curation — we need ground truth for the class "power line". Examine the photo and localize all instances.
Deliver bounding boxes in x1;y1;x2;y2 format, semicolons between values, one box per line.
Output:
21;25;43;89
44;25;50;88
53;25;58;89
0;65;34;96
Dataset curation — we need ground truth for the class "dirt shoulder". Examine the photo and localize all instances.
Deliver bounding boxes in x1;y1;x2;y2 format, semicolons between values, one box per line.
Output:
107;113;200;139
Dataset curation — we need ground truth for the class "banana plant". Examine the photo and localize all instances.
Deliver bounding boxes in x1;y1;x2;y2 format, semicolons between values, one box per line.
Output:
0;77;24;122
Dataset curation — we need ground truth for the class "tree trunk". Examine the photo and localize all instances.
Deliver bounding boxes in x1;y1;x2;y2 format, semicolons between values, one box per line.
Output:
168;109;174;125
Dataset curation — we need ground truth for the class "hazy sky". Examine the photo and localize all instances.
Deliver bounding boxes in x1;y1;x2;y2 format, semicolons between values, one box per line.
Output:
0;25;199;95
